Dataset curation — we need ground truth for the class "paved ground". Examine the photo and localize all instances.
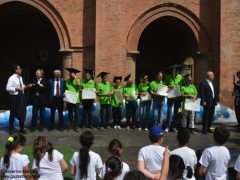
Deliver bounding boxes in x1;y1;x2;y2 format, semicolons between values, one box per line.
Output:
0;118;239;170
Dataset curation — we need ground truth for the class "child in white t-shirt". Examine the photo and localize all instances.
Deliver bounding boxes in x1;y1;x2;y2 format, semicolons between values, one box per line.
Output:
100;139;130;180
102;156;123;180
172;127;197;180
32;136;68;180
137;125;166;179
70;131;103;180
0;133;32;180
234;155;240;180
198;126;231;180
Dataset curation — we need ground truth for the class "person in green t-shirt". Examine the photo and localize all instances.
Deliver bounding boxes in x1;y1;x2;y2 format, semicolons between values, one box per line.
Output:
150;71;166;126
138;73;151;131
123;74;138;130
111;76;123;129
81;69;96;129
165;65;183;132
97;71;112;129
181;74;198;134
65;68;81;132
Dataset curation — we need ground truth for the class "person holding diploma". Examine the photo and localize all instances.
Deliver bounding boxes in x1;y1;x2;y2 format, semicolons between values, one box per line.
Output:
81;69;96;129
150;71;166;126
29;69;48;132
138;73;151;131
180;74;197;134
165;65;183;132
65;68;81;132
48;70;65;131
111;76;124;129
233;71;240;128
200;71;217;134
6;65;32;134
97;72;112;129
123;74;138;130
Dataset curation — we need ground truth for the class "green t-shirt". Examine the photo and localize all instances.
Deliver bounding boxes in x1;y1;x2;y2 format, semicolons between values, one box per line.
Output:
165;74;183;86
81;79;96;89
97;82;112;105
65;78;81;103
123;84;138;101
181;84;198;96
150;80;165;99
138;82;150;93
111;85;123;108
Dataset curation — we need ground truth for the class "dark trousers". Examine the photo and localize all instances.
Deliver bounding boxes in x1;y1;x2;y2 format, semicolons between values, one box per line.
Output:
49;97;64;128
100;104;111;127
9;94;26;131
31;96;45;129
67;103;79;129
112;107;122;126
202;104;215;133
166;98;181;129
82;100;94;127
140;100;151;128
235;104;240;125
126;100;138;127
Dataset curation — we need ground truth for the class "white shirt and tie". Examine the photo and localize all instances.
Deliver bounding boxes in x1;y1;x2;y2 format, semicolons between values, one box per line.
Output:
53;79;61;96
6;74;25;95
35;78;42;96
206;79;214;98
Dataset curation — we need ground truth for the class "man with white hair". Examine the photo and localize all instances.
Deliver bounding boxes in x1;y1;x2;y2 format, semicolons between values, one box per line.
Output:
48;69;66;131
200;71;217;134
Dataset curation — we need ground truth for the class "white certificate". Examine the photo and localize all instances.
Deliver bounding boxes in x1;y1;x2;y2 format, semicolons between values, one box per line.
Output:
184;98;201;112
82;88;96;100
140;92;152;101
63;90;79;104
127;91;138;100
114;90;124;103
167;86;181;98
157;85;169;96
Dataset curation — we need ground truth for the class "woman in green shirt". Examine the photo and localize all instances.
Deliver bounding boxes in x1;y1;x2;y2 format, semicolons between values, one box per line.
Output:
181;75;197;134
138;73;151;131
81;69;96;129
111;76;123;129
96;72;112;129
123;74;138;130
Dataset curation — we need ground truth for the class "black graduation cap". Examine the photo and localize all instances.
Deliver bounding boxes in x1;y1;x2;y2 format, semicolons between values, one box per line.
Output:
84;69;94;76
97;71;110;78
65;68;81;74
183;73;192;80
113;76;122;82
124;74;132;82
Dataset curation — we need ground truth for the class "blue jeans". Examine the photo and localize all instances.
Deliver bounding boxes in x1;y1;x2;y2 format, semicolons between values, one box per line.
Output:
152;98;165;125
166;98;181;129
140;100;152;128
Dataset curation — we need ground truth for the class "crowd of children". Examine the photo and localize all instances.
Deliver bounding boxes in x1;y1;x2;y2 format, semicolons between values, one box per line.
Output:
0;125;239;180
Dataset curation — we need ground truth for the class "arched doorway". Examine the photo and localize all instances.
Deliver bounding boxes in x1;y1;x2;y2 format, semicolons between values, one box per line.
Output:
136;16;198;81
0;2;62;109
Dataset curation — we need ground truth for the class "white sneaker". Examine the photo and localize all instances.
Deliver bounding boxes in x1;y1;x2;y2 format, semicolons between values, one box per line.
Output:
144;128;148;131
165;128;169;132
118;126;121;129
138;128;142;131
114;126;118;129
126;126;130;130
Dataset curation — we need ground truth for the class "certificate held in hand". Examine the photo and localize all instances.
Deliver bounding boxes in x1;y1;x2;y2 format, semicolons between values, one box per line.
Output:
63;90;79;104
82;88;96;100
157;85;168;96
140;92;152;101
184;98;201;112
167;86;181;98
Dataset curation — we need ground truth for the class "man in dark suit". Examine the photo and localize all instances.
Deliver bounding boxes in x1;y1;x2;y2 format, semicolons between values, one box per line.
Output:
29;69;48;132
200;71;217;134
48;70;65;131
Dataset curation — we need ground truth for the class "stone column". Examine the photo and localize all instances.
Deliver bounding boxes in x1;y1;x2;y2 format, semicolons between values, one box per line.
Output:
60;49;74;78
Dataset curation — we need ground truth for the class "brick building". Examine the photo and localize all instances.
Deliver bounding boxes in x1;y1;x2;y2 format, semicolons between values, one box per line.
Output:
0;0;239;109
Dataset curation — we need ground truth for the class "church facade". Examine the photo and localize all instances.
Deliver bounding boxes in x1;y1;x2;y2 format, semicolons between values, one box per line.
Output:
0;0;239;108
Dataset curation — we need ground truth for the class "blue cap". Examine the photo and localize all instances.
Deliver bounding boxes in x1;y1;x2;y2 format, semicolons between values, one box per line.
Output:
150;125;165;136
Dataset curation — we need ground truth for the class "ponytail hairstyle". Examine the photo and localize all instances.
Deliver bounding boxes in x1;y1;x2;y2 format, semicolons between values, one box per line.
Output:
33;136;53;167
108;139;123;157
79;131;94;179
103;156;122;180
4;133;26;169
168;155;185;180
